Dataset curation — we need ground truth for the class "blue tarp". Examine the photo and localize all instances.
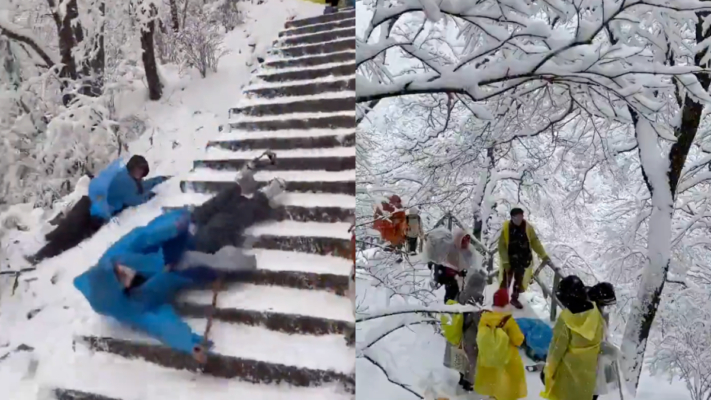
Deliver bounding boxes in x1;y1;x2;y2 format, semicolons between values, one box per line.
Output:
515;317;553;362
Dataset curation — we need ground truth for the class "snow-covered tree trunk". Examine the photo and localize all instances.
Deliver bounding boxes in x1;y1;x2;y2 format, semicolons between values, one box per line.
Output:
139;2;162;100
169;0;180;31
620;14;711;392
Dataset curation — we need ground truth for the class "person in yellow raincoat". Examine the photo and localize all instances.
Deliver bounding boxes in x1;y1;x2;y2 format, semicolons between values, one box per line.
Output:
473;289;527;400
541;275;604;400
498;207;549;309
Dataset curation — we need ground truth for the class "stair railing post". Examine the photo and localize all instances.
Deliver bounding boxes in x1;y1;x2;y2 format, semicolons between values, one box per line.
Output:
447;213;453;230
550;273;561;322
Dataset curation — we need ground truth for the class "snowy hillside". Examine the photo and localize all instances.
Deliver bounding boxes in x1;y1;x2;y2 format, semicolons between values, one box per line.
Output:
0;1;355;399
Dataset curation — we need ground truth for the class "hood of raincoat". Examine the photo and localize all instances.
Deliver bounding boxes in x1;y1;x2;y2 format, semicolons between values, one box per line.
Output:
452;227;469;248
560;304;603;341
479;310;513;328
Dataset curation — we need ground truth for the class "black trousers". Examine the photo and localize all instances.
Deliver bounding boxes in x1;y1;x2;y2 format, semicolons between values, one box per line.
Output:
432;263;460;302
406;236;417;253
327;0;339;6
32;196;105;263
191;182;274;254
500;260;528;299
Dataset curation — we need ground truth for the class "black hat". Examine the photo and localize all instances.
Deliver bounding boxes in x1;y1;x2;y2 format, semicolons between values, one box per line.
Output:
556;275;587;308
510;207;524;217
587;282;616;307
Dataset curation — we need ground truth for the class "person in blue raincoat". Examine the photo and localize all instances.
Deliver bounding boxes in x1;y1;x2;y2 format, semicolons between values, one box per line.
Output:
74;151;286;363
27;155;169;265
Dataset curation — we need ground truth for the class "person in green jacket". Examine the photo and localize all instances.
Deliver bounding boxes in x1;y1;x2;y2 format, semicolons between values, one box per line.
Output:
498;207;549;309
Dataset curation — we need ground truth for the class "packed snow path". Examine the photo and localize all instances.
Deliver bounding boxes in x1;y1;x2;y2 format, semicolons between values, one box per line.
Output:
52;9;356;400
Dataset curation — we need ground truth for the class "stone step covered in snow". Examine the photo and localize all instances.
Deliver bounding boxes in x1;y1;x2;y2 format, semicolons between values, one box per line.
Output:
165;203;352;223
165;191;355;208
53;389;120;400
274;27;355;47
253;62;354;83
284;9;355;29
280;17;354;38
243;77;354;99
268;37;354;59
207;130;355;151
231;96;354;117
73;337;354;392
195;147;354;168
263;51;353;70
175;304;353;337
229;114;353;131
182;179;355;195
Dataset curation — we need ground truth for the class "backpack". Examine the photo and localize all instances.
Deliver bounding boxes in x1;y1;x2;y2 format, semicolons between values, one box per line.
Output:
89;158;126;220
441;300;464;346
476;314;512;368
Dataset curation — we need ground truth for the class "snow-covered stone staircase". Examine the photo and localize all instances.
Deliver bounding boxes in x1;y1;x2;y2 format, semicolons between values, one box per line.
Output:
51;8;355;400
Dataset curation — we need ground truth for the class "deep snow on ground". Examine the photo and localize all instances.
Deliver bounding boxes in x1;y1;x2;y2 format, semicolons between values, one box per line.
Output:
0;0;327;398
354;249;691;400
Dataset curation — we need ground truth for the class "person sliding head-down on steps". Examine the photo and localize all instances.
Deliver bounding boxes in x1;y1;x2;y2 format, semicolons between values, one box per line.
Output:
73;151;285;364
497;207;550;309
27;155;169;265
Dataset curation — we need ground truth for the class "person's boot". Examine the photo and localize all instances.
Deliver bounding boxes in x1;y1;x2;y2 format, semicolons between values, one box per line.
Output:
510;295;524;309
261;178;287;203
236;150;277;195
458;373;473;392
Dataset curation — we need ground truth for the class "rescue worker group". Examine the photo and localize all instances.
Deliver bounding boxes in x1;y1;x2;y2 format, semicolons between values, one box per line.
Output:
373;195;620;400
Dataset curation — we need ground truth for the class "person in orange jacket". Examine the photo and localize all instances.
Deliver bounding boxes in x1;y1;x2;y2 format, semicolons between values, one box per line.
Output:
373;195;407;249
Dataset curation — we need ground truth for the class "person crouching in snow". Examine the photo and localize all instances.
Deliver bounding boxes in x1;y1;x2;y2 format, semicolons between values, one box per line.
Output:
497;207;549;309
473;288;527;400
27;155;169;265
540;275;604;400
423;226;474;302
73;152;286;363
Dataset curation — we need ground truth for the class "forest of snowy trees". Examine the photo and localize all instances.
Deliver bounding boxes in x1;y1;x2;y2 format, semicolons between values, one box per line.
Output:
0;0;244;208
356;0;711;398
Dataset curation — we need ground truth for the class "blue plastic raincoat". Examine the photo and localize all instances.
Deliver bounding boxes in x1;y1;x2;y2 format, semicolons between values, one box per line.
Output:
74;209;216;355
89;160;167;221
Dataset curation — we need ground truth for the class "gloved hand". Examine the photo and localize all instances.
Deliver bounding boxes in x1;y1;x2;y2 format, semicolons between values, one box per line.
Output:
264;150;276;165
147;192;157;200
158;175;171;183
459;269;468;278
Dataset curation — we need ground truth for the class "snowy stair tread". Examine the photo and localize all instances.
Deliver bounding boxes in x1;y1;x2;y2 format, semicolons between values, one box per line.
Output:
228;114;353;132
262;51;353;70
74;336;355;391
231;96;354;117
181;179;355;195
279;16;354;38
163;204;353;223
53;389;121;400
166;191;355;208
268;38;354;58
207;131;355;150
283;9;354;29
244;78;354;98
175;303;353;336
194;155;354;171
274;27;355;47
253;62;354;83
219;268;349;296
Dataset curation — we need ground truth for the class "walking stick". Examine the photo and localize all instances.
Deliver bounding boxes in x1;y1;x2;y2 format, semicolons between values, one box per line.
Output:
198;277;222;366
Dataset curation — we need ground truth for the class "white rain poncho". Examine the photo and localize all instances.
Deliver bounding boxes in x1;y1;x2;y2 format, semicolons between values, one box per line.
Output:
423;227;474;272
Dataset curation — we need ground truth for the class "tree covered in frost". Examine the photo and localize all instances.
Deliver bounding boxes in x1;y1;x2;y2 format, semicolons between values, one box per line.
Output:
0;0;243;207
356;0;711;395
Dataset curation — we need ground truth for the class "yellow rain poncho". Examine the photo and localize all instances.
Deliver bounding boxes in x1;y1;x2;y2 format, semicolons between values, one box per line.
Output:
498;220;548;291
541;304;604;400
474;311;527;400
